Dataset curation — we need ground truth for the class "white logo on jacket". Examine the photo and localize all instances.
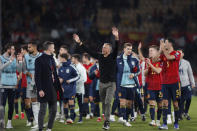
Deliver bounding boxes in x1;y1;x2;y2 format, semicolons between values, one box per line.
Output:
66;69;70;73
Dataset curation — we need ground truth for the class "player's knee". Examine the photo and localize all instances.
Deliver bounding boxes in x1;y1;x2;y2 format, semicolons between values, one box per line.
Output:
84;98;89;103
25;104;31;109
64;103;68;108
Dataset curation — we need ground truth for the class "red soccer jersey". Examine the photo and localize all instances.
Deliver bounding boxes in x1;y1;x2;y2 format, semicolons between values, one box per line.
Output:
83;63;93;84
160;51;181;84
138;60;143;87
147;60;162;90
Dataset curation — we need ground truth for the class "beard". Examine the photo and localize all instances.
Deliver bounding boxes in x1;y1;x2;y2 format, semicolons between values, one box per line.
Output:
8;52;11;56
28;51;33;54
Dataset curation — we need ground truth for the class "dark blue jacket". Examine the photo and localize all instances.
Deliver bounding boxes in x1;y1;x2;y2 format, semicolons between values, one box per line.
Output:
89;64;100;92
58;61;79;98
116;53;140;89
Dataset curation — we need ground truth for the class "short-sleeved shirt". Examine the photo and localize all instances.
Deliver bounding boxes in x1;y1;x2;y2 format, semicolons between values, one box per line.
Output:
160;51;181;84
147;60;162;90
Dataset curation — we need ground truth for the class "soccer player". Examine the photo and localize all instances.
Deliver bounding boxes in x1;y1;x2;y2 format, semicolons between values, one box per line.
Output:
14;45;28;120
82;53;94;119
178;49;195;120
144;45;163;126
117;43;140;127
58;53;79;124
73;27;119;130
57;45;71;123
88;59;102;122
22;42;42;129
159;39;181;130
0;43;22;129
71;54;87;123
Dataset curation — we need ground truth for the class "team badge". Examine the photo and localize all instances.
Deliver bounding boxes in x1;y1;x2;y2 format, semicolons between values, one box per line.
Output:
131;61;135;66
66;69;70;73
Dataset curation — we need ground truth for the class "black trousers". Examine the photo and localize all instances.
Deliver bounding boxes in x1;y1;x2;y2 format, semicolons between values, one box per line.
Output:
2;88;15;120
38;102;57;130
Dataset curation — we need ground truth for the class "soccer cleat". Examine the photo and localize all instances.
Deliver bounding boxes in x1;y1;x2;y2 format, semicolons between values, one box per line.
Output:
124;121;132;127
31;124;38;129
66;119;73;124
21;112;25;119
26;121;32;127
59;115;65;123
97;117;102;122
0;120;5;129
14;114;19;119
159;124;168;130
86;114;90;120
156;120;161;126
102;121;110;130
109;115;116;122
59;118;64;123
174;123;180;130
46;129;52;131
90;113;94;119
167;115;172;124
130;117;135;122
77;117;83;124
118;117;126;124
185;113;191;120
6;120;13;129
149;120;156;126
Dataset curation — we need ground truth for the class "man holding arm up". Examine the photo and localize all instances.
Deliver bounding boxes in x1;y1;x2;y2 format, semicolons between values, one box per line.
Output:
73;27;119;130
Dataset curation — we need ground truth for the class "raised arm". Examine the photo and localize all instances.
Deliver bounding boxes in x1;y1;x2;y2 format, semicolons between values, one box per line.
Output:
146;58;162;74
111;27;119;58
138;42;145;61
73;34;100;59
161;40;181;60
0;55;15;71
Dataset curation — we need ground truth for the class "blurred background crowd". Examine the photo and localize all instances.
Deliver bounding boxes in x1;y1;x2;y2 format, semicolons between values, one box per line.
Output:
2;0;197;87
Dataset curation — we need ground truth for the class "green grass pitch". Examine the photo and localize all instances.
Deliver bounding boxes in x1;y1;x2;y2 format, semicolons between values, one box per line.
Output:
3;97;197;131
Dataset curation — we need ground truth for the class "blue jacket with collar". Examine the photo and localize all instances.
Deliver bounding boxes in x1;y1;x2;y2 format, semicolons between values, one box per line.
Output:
116;53;140;89
58;61;79;98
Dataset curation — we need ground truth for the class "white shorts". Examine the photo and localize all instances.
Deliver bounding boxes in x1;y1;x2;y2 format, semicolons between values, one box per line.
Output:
26;90;37;99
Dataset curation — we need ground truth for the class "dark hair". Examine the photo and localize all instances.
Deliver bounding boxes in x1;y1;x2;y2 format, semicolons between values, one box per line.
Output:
149;45;159;51
82;53;91;60
60;53;69;60
21;44;28;51
124;43;132;48
28;41;38;47
72;54;81;61
4;43;13;52
177;48;184;53
60;45;68;51
166;38;175;46
43;41;54;50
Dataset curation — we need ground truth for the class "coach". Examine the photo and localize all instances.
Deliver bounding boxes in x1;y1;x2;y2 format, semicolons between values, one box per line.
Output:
35;41;62;131
73;27;119;130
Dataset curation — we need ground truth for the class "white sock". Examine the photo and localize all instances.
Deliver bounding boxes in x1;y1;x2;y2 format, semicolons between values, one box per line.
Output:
32;102;40;124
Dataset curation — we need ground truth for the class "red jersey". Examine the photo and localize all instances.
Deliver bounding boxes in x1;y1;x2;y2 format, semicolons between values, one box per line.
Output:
138;60;144;87
147;60;162;90
160;51;181;84
83;63;93;84
16;71;27;88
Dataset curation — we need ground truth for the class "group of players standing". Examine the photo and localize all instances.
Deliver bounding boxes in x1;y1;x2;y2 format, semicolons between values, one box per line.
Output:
0;27;195;131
